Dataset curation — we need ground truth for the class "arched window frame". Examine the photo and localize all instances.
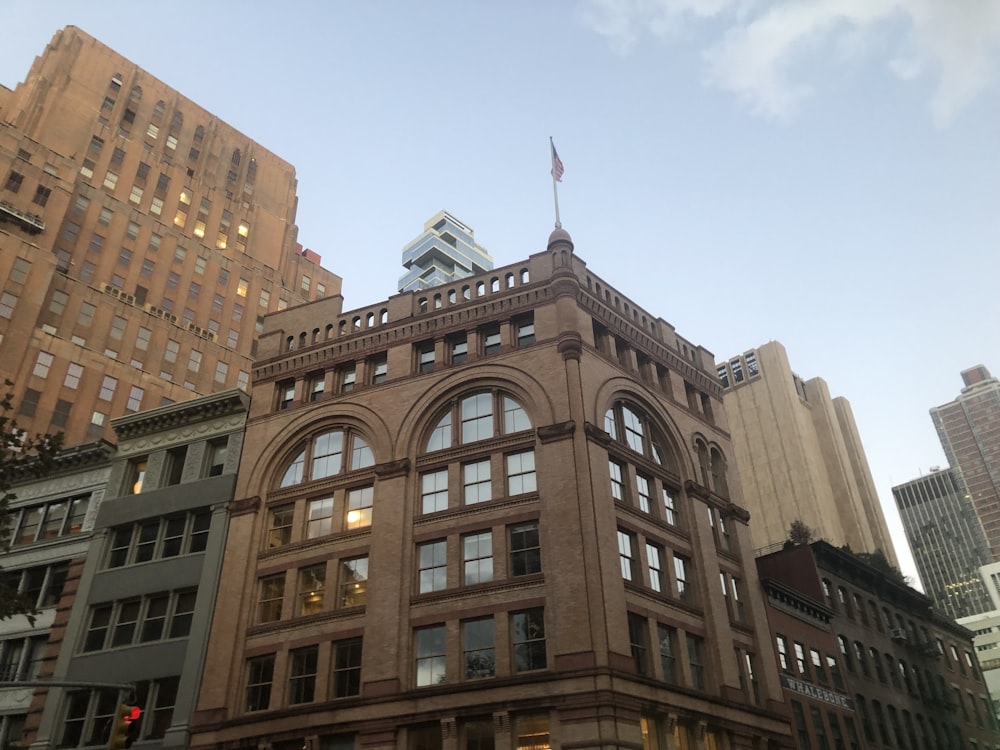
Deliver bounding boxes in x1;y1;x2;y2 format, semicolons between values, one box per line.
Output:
604;401;674;469
424;391;532;453
277;426;375;488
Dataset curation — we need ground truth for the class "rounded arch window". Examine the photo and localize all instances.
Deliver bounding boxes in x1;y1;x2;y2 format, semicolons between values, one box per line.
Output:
278;427;375;487
604;401;674;469
425;392;532;452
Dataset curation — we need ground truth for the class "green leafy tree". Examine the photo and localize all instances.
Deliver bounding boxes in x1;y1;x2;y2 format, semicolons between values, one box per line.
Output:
0;382;64;623
788;519;815;546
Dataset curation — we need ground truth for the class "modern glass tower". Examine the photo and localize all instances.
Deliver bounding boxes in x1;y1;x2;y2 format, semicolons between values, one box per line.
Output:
398;211;493;292
892;468;993;620
932;366;1000;561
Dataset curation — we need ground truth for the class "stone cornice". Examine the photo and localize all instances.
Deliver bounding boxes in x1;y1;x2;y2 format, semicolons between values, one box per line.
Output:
112;390;250;440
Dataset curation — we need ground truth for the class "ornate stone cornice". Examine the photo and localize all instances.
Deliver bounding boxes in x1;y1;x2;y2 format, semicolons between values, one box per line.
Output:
10;440;114;485
229;496;260;515
112;389;250;440
583;421;612;446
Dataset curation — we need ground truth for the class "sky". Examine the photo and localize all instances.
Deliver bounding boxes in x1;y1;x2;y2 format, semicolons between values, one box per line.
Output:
3;1;999;587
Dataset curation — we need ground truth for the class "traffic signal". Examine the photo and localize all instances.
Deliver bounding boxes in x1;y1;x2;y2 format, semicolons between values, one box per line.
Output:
107;703;141;750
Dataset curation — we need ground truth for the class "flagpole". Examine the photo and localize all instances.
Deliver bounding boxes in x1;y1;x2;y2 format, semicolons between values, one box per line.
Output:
550;137;562;229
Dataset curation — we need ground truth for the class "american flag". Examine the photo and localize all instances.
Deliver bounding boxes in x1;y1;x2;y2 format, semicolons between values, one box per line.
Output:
550;140;564;182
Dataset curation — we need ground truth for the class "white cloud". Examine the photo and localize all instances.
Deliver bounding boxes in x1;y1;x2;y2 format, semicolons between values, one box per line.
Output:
580;0;1000;124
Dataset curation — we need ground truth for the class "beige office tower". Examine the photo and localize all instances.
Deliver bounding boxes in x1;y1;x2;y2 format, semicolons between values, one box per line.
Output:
717;341;898;564
0;27;342;446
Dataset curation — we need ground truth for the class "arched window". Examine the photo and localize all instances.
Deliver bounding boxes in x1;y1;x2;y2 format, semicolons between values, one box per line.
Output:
279;428;374;487
604;402;673;468
231;148;242;167
153;100;165;119
193;124;204;143
425;392;531;452
129;85;142;103
710;447;729;497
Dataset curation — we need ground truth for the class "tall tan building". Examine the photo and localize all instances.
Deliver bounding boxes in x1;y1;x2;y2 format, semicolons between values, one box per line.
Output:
0;27;341;446
189;229;791;750
717;341;897;564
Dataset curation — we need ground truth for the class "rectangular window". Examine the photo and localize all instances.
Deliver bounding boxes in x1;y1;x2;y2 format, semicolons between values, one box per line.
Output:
627;613;649;675
32;185;51;206
298;565;325;616
129;185;143;204
776;635;790;671
98;376;117;401
48;290;69;315
0;292;16;319
214;361;228;384
4;171;24;193
481;324;502;356
617;530;636;581
662;487;677;525
257;574;284;624
306;497;333;538
416;626;446;686
510;521;541;576
420;469;448;513
636;474;652;513
418;540;447;594
245;655;275;711
687;634;706;690
450;334;468;364
33;351;54;378
516;316;535;346
463;617;496;679
463;460;492;504
512;608;546;672
418;344;435;373
339;556;368;607
463;531;493;585
103;171;118;190
370;355;387;384
794;642;809;677
288;646;318;704
188;350;201;373
646;542;665;593
609;460;626;502
658;624;677;683
332;637;363;697
10;258;30;285
164;339;179;363
673;555;691;602
268;507;294;548
497;448;537;499
346;486;373;529
340;366;356;393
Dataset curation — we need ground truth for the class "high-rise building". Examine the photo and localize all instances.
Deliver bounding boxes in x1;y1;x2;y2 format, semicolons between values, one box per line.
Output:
398;210;493;292
718;342;898;563
932;366;1000;560
892;468;992;620
0;26;342;446
189;229;792;749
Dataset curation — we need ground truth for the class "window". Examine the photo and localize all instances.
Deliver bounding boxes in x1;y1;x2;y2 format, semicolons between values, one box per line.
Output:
463;531;493;584
267;507;294;548
64;363;83;389
370;354;387;384
81;590;197;651
673;554;691;602
418;541;447;593
516;315;535;346
512;608;546;671
308;374;325;401
463;460;492;504
646;542;665;592
4;171;23;193
464;618;495;679
214;361;228;384
257;574;285;623
346;486;373;529
340;365;357;393
418;343;435;373
188;349;201;373
103;171;118;190
33;351;54;378
628;613;649;675
658;624;677;683
421;469;449;513
416;626;446;686
298;565;325;616
339;556;368;606
104;511;211;567
4;562;69;609
245;655;275;711
609;460;626;502
279;427;374;486
618;530;637;581
306;498;333;539
32;185;51;206
450;334;468;364
482;325;501;355
332;637;363;697
794;642;809;677
98;376;117;401
0;292;16;319
510;521;541;576
288;646;318;704
687;634;706;690
10;258;30;285
776;635;790;671
129;185;143;204
507;451;536;495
